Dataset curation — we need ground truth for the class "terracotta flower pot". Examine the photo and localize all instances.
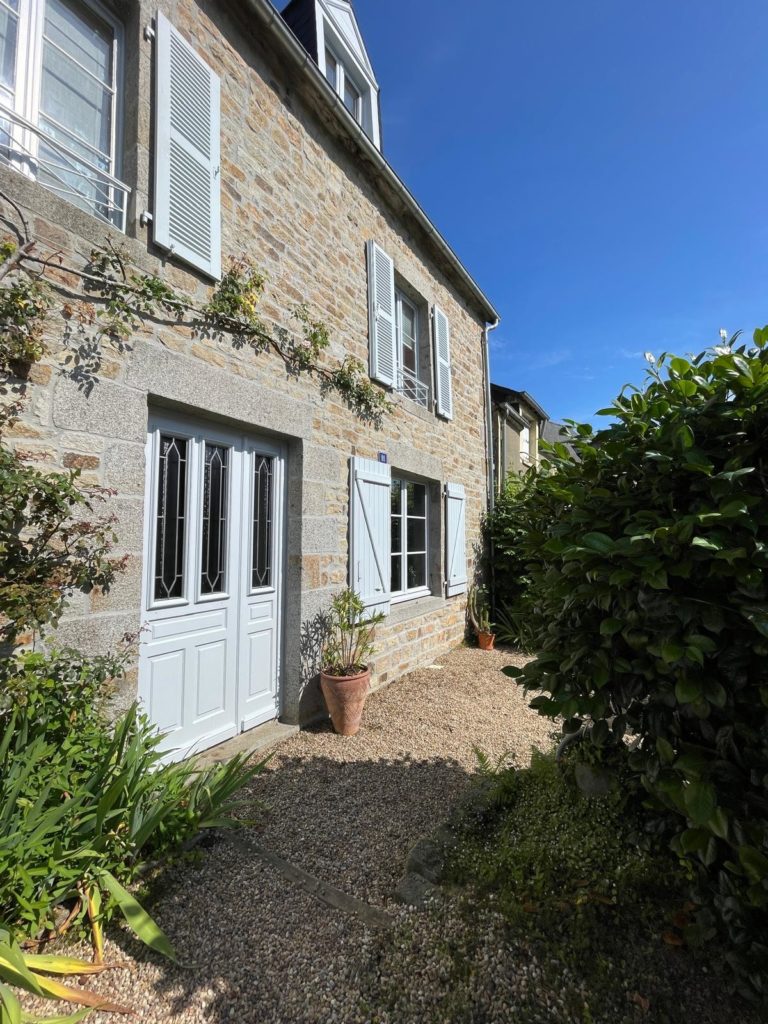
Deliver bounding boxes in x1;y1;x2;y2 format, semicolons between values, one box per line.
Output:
320;666;371;736
477;631;496;651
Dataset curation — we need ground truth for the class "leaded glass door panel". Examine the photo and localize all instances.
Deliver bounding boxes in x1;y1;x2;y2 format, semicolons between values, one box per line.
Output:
139;413;284;760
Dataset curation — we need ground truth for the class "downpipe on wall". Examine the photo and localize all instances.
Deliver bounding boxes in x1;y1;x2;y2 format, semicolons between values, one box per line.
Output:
483;319;499;616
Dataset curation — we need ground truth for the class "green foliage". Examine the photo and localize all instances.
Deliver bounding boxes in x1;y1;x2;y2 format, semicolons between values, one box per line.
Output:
0;277;50;377
0;448;125;645
486;475;541;646
466;584;492;634
447;752;749;1023
501;334;768;997
320;588;383;675
203;255;266;326
0;648;266;942
452;751;660;908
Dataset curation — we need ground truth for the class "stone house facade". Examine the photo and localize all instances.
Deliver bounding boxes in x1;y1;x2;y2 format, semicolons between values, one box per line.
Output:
1;0;498;758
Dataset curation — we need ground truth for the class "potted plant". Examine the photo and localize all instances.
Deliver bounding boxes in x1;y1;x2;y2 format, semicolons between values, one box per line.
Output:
319;588;383;736
468;585;495;650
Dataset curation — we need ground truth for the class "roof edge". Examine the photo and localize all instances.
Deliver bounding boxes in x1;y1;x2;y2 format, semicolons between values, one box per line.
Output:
245;0;500;324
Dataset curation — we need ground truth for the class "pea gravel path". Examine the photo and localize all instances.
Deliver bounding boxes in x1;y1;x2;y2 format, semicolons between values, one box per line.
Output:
51;646;551;1024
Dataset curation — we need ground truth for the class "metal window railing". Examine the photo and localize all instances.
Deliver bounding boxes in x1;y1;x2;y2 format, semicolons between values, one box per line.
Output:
396;365;430;409
0;104;130;231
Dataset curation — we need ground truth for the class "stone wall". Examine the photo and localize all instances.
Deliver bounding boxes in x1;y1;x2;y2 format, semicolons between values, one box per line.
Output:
3;0;491;725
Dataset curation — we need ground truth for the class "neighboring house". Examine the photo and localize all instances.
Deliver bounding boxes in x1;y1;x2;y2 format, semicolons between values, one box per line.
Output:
1;0;498;758
490;384;548;490
541;418;579;460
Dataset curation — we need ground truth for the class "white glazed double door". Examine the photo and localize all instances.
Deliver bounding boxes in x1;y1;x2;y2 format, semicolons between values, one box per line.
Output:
138;413;285;759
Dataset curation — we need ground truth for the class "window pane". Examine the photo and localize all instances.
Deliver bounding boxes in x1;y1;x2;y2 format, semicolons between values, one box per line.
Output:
343;74;360;117
407;516;426;554
252;455;274;589
391;477;402;513
390;554;402;594
324;48;337;88
400;301;416;345
45;0;112;82
391;514;401;555
154;435;187;601
40;43;112;156
200;444;229;596
0;6;18;94
406;553;426;590
402;343;417;375
406;482;426;517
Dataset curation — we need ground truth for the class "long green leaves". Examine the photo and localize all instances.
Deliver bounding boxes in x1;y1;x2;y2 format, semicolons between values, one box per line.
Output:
1;648;268;1018
97;872;177;963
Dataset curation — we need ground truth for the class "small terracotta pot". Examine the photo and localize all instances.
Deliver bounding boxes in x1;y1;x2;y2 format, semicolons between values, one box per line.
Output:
320;667;371;736
477;631;496;651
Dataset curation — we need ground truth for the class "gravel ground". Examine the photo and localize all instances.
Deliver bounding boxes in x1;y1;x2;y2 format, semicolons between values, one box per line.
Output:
28;646;551;1024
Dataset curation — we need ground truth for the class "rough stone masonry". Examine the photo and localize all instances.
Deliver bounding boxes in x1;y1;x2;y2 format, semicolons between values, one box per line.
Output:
3;0;493;729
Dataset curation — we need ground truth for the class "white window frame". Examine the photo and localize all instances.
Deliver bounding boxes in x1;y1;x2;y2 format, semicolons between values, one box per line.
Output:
395;289;419;376
394;286;430;408
0;0;126;228
323;39;363;125
390;476;431;604
520;422;531;462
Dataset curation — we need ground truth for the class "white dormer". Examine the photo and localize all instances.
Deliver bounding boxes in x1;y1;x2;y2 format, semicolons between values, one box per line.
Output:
282;0;382;149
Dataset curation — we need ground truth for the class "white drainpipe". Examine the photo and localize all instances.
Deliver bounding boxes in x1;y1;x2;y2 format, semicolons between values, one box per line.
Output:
483;318;500;512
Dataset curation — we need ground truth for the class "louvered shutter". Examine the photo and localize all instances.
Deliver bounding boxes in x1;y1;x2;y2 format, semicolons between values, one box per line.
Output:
432;305;453;420
154;13;221;279
349;456;391;616
366;241;396;387
445;482;467;596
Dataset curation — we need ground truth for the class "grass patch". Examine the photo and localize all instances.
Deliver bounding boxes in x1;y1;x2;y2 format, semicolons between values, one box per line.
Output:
443;749;758;1024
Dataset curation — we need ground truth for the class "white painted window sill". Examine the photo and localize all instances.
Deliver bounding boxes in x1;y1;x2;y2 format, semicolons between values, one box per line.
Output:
387;592;445;625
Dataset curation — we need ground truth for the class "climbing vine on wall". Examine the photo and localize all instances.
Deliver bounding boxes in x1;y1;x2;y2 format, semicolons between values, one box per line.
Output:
0;188;392;427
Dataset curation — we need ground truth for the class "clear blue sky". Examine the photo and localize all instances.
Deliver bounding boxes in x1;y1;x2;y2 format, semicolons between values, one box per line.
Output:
355;0;768;424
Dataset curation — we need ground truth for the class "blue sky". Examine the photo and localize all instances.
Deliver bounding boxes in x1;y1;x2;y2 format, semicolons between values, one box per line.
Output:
355;0;768;424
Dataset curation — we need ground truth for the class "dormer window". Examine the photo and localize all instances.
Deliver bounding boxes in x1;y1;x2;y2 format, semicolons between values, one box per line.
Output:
282;0;382;150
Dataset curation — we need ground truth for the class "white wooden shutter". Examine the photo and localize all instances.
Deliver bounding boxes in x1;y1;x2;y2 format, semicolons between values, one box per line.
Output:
432;305;453;419
445;481;467;596
366;241;397;387
349;456;391;616
154;12;221;279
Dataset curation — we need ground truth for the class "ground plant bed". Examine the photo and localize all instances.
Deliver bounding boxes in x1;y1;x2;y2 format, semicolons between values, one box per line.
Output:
384;749;763;1024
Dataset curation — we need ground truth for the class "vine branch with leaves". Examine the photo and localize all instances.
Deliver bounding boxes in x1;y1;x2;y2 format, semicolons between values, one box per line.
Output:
0;188;392;425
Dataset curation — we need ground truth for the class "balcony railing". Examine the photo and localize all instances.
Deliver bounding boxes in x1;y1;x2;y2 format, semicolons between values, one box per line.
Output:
0;105;130;232
396;365;430;409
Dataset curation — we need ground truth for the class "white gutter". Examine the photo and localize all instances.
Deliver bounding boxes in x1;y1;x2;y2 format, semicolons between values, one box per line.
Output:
245;0;500;325
483;318;500;511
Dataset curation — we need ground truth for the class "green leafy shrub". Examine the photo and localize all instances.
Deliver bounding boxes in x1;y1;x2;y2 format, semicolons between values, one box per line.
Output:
502;333;768;998
486;475;547;647
320;588;383;675
0;446;125;645
0;647;265;941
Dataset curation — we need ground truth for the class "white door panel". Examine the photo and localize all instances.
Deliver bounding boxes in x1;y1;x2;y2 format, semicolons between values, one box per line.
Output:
238;441;284;729
139;413;284;760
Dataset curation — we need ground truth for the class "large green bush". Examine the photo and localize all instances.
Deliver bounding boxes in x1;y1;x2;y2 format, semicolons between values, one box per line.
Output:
501;332;768;997
486;475;548;647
